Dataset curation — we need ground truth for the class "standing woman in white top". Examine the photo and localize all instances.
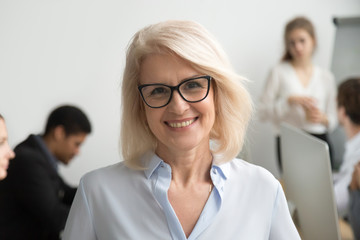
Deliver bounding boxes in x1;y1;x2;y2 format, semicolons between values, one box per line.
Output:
63;20;300;240
259;16;337;172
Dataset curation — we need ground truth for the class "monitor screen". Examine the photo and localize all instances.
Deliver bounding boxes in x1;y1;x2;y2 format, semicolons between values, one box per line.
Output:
280;123;340;240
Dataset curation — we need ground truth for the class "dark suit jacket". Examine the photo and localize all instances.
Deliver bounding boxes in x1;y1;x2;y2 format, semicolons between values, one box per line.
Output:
0;134;77;240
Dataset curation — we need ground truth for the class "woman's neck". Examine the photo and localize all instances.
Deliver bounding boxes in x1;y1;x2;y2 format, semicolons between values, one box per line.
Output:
156;145;213;186
291;58;313;70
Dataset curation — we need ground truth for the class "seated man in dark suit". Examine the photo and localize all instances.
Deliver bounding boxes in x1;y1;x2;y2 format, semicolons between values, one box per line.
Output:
0;105;91;240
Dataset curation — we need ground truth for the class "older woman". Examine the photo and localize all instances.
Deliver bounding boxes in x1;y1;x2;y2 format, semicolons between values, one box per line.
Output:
63;20;300;239
0;114;15;180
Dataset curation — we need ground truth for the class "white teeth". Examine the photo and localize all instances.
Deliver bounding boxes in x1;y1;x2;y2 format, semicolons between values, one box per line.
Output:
169;119;194;128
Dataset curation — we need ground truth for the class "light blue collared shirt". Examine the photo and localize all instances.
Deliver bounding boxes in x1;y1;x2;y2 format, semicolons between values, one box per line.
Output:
144;154;224;240
63;152;300;240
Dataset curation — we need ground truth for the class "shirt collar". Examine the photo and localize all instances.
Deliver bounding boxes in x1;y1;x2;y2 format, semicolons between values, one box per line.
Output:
143;151;230;181
143;152;164;179
33;134;59;171
212;153;230;180
346;131;360;154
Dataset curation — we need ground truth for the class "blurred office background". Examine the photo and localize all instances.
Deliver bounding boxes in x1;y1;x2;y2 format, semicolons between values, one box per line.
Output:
0;0;359;184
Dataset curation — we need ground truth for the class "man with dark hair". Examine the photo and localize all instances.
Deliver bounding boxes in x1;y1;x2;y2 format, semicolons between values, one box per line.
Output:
0;105;91;240
335;78;360;239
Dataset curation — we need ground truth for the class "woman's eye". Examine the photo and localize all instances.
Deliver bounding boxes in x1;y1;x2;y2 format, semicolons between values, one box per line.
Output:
184;81;202;89
150;87;168;95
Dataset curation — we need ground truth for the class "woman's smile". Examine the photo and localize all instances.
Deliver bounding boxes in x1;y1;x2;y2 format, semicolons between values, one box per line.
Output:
166;118;197;128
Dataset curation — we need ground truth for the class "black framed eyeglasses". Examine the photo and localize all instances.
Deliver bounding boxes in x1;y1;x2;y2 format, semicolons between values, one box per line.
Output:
138;75;212;108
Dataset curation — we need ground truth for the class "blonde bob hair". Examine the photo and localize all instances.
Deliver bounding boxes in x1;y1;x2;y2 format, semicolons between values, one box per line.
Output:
121;20;252;169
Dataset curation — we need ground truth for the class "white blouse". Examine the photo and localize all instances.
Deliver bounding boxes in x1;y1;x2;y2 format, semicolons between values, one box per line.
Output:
258;61;337;135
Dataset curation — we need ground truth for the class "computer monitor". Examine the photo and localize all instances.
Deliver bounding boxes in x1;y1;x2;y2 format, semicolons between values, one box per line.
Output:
280;123;340;240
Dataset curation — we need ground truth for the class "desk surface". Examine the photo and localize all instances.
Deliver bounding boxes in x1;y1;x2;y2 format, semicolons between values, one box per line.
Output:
339;218;354;240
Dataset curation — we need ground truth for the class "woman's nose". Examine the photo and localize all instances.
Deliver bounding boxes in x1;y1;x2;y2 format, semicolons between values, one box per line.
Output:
294;42;303;51
167;90;190;113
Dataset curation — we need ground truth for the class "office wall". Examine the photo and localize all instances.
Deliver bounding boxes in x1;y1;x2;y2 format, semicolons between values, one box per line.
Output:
1;0;359;185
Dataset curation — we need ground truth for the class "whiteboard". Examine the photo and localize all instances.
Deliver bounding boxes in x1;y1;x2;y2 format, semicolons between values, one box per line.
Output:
331;16;360;84
330;16;360;168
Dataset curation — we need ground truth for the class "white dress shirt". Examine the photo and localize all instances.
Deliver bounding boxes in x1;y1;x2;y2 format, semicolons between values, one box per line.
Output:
63;152;300;240
333;131;360;217
258;61;337;135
